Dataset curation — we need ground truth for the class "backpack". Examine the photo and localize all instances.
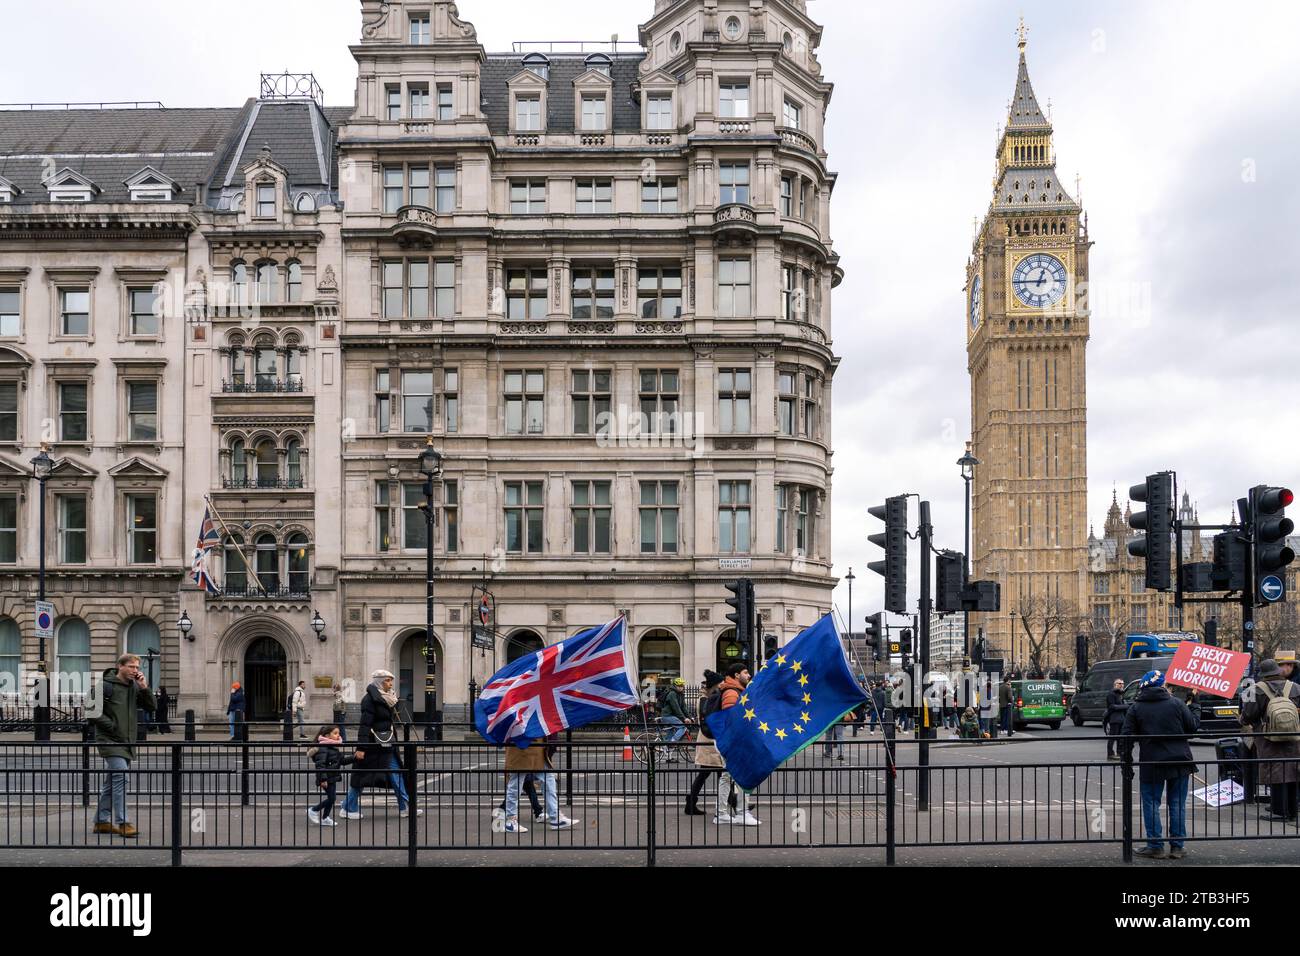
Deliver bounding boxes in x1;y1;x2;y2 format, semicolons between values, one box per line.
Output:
698;688;724;739
1259;681;1300;743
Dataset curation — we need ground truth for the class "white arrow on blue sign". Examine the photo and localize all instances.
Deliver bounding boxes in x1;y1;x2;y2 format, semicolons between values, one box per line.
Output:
1260;575;1285;603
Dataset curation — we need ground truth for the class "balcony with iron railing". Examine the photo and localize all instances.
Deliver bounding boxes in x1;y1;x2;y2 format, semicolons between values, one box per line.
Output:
222;477;306;491
212;582;310;601
221;378;305;393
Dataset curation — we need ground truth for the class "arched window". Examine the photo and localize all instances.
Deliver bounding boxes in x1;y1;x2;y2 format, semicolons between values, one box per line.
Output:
254;440;278;487
638;628;681;678
231;439;247;484
0;617;20;698
125;619;161;686
56;618;91;698
287;533;310;594
255;261;278;303
286;261;302;303
294;193;316;213
224;534;247;593
284;335;303;389
585;53;612;76
506;629;544;663
231;261;248;304
253;338;277;389
523;53;549;80
228;335;246;387
256;533;279;592
286;439;302;487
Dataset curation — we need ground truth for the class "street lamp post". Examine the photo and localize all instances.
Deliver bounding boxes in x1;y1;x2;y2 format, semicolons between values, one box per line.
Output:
957;448;980;668
417;438;443;741
845;567;855;660
30;445;53;741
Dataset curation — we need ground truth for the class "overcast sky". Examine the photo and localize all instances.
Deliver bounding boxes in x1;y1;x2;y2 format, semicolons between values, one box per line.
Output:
3;0;1297;631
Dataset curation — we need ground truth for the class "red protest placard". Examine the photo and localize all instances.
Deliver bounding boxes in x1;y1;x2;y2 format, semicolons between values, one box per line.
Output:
1165;642;1251;699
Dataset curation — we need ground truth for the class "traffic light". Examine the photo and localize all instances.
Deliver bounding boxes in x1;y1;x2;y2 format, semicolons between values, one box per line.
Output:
1204;618;1218;647
864;612;883;661
1127;472;1174;591
1252;486;1295;601
869;495;908;614
899;628;913;655
935;550;964;613
1075;633;1088;675
763;636;778;660
1212;530;1249;592
724;578;753;648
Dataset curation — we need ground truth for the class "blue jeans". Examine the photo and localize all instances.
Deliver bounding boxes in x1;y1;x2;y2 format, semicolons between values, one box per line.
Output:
506;771;558;823
660;715;686;742
96;756;130;825
1140;775;1190;849
228;713;238;738
342;752;409;813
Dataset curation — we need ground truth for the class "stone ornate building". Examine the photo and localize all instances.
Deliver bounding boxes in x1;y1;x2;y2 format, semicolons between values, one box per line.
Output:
0;0;842;723
966;25;1091;667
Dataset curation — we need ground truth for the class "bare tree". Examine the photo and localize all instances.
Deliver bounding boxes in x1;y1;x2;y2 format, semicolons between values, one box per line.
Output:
1210;601;1299;659
1016;595;1083;676
1087;609;1133;666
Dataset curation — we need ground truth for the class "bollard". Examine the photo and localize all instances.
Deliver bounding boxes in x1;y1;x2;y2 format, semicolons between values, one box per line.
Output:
282;707;293;742
184;709;195;742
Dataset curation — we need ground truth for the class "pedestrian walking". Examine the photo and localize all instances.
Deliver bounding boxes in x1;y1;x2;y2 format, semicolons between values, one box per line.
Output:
495;773;545;822
500;735;576;833
1240;658;1300;823
154;685;172;735
332;683;348;741
226;682;245;739
1104;678;1128;760
338;670;421;820
870;682;887;733
91;654;156;838
659;677;689;749
714;662;759;825
822;713;844;760
290;680;308;738
998;677;1014;734
1120;670;1201;859
685;670;725;816
306;724;354;826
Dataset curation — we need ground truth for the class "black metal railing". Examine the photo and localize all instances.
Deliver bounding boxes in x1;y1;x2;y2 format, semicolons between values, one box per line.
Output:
1;723;1295;866
221;380;305;393
221;477;305;490
210;584;310;600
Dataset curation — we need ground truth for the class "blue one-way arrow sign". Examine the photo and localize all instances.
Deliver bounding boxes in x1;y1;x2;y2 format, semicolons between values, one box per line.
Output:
1260;575;1285;603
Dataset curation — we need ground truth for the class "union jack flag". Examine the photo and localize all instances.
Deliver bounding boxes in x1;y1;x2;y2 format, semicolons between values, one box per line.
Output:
475;616;638;746
190;506;222;595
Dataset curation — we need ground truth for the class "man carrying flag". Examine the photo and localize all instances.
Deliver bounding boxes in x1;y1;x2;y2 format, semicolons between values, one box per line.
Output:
190;506;222;595
706;614;869;794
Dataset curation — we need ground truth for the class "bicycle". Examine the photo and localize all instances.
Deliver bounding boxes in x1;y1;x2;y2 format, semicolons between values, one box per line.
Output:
632;719;695;765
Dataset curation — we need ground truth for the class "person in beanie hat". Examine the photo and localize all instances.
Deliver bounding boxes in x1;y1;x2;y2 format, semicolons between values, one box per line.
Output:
1241;658;1300;822
684;670;724;815
1121;669;1201;859
338;670;421;820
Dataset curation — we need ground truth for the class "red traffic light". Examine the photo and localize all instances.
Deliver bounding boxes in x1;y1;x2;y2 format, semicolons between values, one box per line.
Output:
1282;488;1295;508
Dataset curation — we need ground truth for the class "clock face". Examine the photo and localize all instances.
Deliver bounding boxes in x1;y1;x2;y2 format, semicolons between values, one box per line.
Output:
969;276;982;329
1012;254;1068;308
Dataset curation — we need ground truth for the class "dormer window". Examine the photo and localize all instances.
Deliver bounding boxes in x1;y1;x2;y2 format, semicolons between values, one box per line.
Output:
45;168;98;203
585;53;612;77
0;176;19;204
125;168;177;202
523;53;549;81
516;94;542;131
409;12;431;44
256;183;276;218
646;93;673;130
580;94;608;131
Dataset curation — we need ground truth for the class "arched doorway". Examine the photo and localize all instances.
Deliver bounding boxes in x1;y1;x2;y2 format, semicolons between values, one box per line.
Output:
243;636;287;720
506;629;544;664
715;627;747;674
396;631;444;719
638;629;681;679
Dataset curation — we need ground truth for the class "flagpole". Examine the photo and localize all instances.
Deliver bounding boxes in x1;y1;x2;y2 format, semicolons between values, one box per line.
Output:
204;495;265;595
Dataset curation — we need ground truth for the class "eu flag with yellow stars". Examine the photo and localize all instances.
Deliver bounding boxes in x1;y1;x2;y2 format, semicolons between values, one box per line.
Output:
706;613;868;790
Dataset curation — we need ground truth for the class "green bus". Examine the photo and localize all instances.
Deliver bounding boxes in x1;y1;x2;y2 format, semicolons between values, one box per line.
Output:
1011;679;1066;730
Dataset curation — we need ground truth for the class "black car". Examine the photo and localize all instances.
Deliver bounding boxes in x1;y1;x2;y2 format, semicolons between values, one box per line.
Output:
1119;677;1243;735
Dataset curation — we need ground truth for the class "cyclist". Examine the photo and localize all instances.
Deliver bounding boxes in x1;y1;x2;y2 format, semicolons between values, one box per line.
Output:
660;677;690;744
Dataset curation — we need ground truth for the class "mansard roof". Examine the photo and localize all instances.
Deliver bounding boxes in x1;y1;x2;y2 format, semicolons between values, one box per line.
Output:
481;53;647;134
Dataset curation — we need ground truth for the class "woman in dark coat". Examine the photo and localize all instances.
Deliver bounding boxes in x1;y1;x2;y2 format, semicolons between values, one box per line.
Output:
1103;678;1127;760
338;670;420;819
155;686;172;734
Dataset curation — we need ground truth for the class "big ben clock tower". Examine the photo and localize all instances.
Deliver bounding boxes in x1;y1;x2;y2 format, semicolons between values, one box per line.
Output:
967;22;1091;668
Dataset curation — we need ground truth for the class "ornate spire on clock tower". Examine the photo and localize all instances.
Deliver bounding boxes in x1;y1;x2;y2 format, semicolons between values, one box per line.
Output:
966;24;1092;670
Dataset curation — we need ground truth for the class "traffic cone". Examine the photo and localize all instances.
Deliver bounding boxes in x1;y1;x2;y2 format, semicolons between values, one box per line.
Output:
622;725;633;761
